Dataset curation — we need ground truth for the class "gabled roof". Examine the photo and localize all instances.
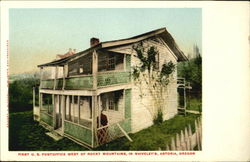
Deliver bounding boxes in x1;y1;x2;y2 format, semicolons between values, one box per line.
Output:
38;27;188;67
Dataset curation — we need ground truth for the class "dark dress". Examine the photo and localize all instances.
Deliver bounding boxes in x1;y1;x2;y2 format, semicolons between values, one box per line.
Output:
97;113;108;144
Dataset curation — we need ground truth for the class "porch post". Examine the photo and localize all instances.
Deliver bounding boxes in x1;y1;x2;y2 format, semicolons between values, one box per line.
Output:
92;95;98;147
92;50;98;147
61;95;65;134
40;93;43;111
39;67;42;122
123;89;125;118
39;92;42;122
54;66;58;90
78;96;80;124
66;95;69;120
72;95;75;123
52;94;56;129
69;95;71;121
63;65;66;90
57;95;62;128
98;95;101;128
39;67;43;89
124;54;126;71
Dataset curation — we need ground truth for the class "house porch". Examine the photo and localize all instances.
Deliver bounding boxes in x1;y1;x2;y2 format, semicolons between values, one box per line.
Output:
38;88;131;148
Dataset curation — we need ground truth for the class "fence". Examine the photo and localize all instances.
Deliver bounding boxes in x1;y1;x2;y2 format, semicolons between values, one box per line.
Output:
159;117;202;151
96;121;132;147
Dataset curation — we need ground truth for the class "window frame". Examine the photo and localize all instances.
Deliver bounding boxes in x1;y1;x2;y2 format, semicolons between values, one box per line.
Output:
107;55;116;71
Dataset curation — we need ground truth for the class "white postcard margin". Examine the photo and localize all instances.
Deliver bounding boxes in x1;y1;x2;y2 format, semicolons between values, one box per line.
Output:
1;1;250;161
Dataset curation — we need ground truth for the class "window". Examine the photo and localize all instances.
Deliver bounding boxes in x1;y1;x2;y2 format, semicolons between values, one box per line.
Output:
98;52;124;72
107;55;115;70
68;60;79;76
114;91;122;111
79;66;84;73
154;49;160;70
101;91;123;111
98;55;107;72
68;54;92;76
108;98;115;110
78;55;92;74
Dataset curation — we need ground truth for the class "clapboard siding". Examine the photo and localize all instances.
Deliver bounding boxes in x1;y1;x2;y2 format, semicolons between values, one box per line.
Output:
131;39;178;133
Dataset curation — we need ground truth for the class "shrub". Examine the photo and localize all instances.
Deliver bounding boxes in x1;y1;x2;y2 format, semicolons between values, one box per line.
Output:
153;110;163;125
9;77;39;112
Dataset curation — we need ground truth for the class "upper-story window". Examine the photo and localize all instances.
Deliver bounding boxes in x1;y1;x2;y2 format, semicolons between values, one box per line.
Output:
68;52;124;76
155;51;160;70
79;55;92;74
68;54;92;76
107;55;115;70
68;60;78;76
98;52;124;72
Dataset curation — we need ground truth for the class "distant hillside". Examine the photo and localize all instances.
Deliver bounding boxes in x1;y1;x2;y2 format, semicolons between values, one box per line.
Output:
9;72;40;83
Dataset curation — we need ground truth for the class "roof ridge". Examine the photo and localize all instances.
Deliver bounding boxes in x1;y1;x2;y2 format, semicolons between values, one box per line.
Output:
101;27;166;44
38;27;187;67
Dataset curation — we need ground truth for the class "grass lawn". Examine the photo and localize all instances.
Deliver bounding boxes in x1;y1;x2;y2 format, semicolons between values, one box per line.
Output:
9;110;200;151
186;96;202;112
9;111;89;151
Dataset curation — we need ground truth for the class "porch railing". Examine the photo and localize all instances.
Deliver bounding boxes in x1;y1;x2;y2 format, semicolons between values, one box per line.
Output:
40;71;131;90
97;71;131;87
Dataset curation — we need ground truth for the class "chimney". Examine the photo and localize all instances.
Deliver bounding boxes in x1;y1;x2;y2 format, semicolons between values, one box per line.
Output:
90;37;100;47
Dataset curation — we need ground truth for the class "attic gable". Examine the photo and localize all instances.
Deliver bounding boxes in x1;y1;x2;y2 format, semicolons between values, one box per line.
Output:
100;28;187;61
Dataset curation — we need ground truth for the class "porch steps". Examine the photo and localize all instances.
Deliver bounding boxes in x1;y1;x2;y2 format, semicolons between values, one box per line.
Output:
178;107;186;115
46;131;63;141
54;128;63;136
186;110;201;114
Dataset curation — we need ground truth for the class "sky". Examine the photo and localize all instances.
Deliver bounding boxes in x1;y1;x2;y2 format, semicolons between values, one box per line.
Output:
9;8;201;75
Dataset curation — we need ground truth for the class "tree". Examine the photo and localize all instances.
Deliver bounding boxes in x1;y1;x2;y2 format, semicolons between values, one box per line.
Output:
132;43;175;124
177;48;202;95
9;76;39;112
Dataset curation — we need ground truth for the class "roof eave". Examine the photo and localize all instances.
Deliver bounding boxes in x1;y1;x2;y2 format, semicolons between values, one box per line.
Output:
37;43;102;67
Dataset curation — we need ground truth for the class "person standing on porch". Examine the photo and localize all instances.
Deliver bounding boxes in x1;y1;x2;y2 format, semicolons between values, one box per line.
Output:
97;109;108;144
